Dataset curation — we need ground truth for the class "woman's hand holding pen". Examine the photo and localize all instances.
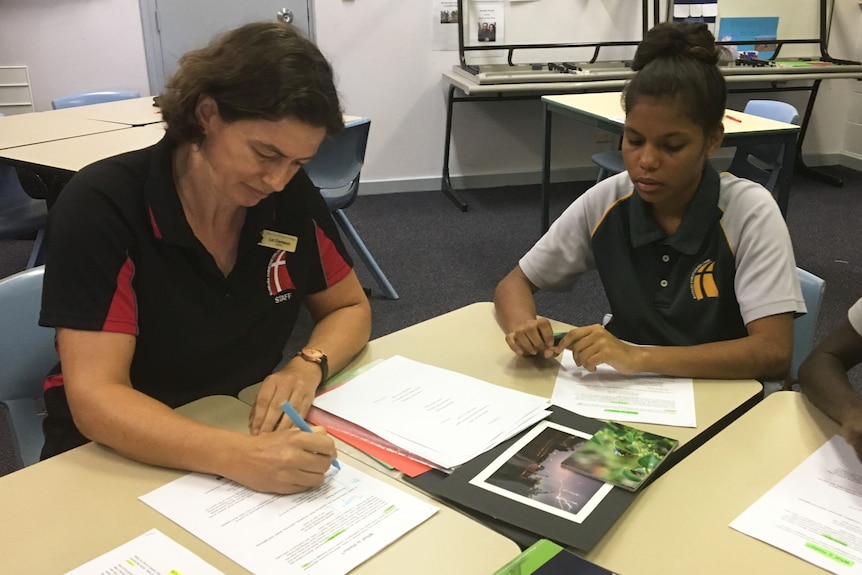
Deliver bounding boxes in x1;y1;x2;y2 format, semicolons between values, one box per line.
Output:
226;427;336;494
249;359;321;435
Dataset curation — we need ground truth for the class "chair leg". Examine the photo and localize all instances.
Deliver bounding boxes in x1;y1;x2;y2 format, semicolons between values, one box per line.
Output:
332;209;399;300
26;229;45;269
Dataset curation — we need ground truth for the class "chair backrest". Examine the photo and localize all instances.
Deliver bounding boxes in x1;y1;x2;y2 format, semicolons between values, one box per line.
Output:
303;118;371;211
0;164;35;211
727;100;800;192
791;267;825;382
0;266;56;467
0;266;56;401
51;90;141;110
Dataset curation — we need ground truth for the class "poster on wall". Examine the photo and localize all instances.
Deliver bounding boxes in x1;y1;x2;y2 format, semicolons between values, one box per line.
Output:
433;0;460;51
469;1;505;46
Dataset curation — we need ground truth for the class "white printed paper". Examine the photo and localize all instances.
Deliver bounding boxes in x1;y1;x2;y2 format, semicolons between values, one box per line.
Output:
731;436;862;574
65;529;224;575
673;4;690;17
313;355;551;470
551;350;697;427
140;465;437;575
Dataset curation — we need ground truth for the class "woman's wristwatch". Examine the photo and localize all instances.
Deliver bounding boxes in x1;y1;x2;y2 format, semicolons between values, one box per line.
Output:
297;347;328;386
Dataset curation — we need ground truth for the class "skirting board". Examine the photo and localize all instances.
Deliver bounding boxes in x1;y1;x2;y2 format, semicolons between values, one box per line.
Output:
357;153;853;196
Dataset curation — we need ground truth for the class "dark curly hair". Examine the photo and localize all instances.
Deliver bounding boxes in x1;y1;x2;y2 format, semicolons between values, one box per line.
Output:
623;22;727;133
159;21;343;144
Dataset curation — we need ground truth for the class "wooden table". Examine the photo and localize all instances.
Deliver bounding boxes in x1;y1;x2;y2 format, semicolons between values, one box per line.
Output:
0;123;165;173
0;112;126;150
0;395;520;574
581;391;839;574
45;96;164;126
240;302;763;459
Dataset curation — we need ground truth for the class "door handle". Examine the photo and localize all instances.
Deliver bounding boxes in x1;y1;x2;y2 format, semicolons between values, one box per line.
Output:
276;8;294;24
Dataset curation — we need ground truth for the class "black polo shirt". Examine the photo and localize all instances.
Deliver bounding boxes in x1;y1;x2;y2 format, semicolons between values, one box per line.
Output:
520;165;804;347
594;166;744;344
39;136;353;454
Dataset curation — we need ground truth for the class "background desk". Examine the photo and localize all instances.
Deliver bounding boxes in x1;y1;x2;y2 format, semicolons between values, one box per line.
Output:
241;302;762;461
0;124;166;175
441;62;862;212
582;391;838;574
45;95;163;126
0;395;520;574
541;92;801;231
0;113;125;150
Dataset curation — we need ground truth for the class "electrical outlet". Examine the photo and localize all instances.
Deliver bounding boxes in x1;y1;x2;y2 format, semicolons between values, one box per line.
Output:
594;130;615;143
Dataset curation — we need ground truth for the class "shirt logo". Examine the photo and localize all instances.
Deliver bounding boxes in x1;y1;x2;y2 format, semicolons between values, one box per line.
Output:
691;259;719;300
267;250;295;299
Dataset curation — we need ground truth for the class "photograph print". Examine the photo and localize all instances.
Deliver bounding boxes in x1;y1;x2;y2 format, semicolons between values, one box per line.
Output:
470;421;614;523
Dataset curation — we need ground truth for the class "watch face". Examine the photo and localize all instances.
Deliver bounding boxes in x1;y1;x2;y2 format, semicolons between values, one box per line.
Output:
301;348;324;362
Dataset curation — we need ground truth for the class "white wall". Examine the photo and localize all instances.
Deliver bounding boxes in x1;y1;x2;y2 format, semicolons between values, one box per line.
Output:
0;0;150;112
1;0;860;192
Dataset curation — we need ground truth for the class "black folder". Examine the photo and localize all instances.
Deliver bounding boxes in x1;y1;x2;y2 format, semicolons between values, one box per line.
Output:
405;406;637;551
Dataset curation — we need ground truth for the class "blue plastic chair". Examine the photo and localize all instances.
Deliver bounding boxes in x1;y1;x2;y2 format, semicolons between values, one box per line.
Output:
304;118;398;300
726;100;800;193
0;163;48;269
591;99;800;192
0;266;56;469
790;267;825;384
51;90;141;110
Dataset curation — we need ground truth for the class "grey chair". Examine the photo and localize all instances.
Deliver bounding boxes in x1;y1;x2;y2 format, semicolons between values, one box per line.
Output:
51;90;140;110
304;117;398;300
0;266;56;469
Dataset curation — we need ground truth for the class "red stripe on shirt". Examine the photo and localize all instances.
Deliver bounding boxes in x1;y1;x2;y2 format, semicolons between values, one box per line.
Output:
148;206;163;239
43;373;64;392
102;257;139;335
315;222;351;287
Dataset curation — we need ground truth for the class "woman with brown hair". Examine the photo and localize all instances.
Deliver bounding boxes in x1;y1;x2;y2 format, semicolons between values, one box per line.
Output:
39;21;371;494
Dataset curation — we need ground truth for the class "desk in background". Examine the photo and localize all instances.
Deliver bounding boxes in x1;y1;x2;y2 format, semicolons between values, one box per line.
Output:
241;302;762;463
0;395;520;574
441;60;862;212
540;92;800;231
0;112;126;150
45;95;164;127
581;391;838;574
0;123;166;175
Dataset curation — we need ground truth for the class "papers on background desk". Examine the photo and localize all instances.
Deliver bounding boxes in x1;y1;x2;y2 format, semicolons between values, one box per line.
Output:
140;464;437;575
65;529;223;574
551;350;696;427
313;355;552;471
731;436;862;574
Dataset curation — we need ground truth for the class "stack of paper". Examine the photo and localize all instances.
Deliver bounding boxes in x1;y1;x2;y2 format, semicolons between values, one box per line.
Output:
313;355;551;470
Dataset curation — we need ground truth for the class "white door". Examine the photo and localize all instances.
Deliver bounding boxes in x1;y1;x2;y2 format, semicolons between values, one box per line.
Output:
139;0;314;95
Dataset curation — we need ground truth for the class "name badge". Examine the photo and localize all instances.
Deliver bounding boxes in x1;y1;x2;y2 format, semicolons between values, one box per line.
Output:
259;230;298;252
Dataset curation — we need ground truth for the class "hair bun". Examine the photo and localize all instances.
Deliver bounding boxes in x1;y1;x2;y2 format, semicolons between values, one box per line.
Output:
632;22;721;71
